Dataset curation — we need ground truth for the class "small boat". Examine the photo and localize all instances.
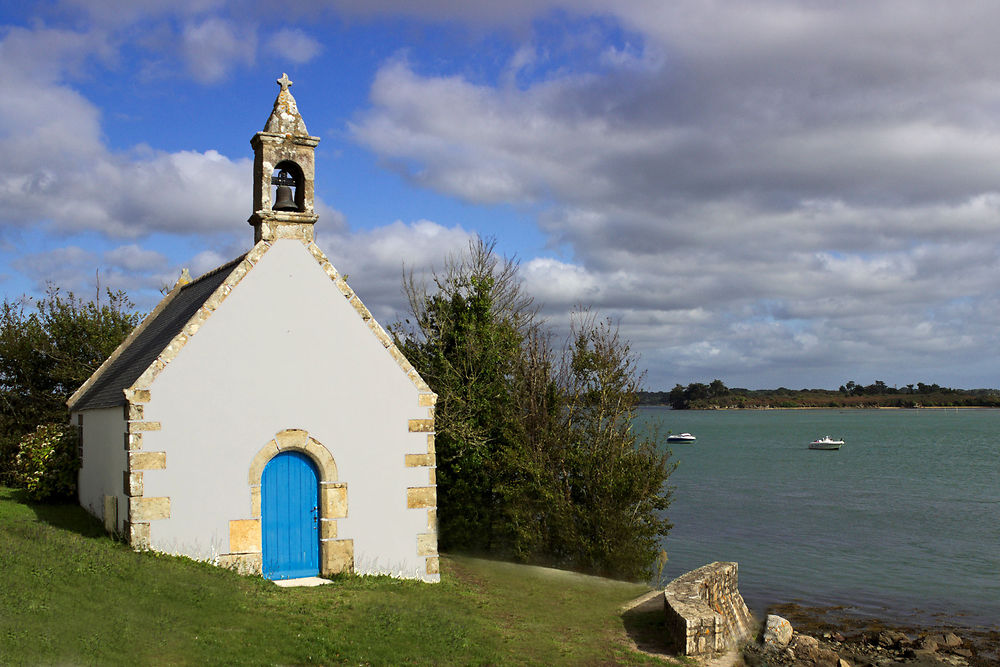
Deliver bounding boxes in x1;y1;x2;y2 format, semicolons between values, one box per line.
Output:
809;436;844;450
666;432;697;443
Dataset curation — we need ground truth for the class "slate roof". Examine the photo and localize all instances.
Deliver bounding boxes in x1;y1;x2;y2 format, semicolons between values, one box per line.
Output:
70;255;246;412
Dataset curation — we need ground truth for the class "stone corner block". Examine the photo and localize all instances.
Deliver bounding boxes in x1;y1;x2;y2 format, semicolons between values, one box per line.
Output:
408;419;434;433
123;470;143;497
126;521;151;550
405;453;434;467
322;539;354;575
218;552;262;576
321;484;348;519
128;420;162;432
129;496;171;522
417;532;437;556
129;451;166;471
229;519;262;554
407;486;436;509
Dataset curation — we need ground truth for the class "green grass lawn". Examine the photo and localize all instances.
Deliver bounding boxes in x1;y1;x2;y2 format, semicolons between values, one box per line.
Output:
0;487;679;665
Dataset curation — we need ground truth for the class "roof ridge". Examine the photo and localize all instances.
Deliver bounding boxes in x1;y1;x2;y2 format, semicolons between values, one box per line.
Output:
181;253;247;289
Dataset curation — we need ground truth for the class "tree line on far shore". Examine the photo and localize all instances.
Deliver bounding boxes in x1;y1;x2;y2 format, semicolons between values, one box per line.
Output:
642;379;1000;409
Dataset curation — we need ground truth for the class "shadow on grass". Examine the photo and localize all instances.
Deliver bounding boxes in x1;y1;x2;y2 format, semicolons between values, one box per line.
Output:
621;594;681;659
5;487;107;539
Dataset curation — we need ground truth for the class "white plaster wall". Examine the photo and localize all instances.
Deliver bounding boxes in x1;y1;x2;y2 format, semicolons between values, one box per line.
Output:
140;239;434;579
76;406;127;532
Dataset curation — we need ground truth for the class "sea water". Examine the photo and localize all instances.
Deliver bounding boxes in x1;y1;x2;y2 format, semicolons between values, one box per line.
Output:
637;407;1000;628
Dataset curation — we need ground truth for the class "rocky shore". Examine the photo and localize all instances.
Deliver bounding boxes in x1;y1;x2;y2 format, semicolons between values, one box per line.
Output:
741;604;999;667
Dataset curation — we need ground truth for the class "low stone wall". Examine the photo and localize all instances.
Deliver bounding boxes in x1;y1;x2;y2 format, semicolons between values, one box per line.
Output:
663;561;755;655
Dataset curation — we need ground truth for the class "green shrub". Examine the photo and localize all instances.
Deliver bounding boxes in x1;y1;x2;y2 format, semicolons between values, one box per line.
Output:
13;423;80;501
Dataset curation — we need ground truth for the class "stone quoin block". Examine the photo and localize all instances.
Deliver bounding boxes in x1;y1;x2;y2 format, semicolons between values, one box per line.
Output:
126;521;150;550
129;451;166;470
124;470;143;497
125;389;151;403
129;497;171;522
323;539;354;575
229;519;262;553
405;453;434;467
407;486;436;509
321;483;348;518
408;419;434;433
128;420;162;432
218;553;262;576
416;533;437;556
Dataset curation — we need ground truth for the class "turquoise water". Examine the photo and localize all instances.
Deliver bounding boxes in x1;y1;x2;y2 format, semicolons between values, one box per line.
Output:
638;407;1000;627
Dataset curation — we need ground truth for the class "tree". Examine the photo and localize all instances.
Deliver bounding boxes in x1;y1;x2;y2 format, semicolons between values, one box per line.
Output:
395;237;674;579
559;312;675;578
0;287;140;485
708;378;729;397
396;238;536;550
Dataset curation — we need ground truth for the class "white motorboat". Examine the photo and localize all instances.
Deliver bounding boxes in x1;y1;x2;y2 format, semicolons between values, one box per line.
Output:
666;432;697;443
809;436;844;450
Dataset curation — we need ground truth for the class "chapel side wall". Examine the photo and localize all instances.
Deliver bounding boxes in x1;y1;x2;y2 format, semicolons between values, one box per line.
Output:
76;406;127;533
136;240;437;580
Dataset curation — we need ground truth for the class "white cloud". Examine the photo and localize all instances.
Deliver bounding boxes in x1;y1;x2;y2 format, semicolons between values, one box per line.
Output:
8;1;1000;389
265;28;323;64
180;18;256;84
322;219;477;324
345;3;1000;387
103;244;169;272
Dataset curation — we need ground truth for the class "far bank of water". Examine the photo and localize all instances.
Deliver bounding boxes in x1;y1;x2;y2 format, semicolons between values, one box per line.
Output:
638;407;1000;628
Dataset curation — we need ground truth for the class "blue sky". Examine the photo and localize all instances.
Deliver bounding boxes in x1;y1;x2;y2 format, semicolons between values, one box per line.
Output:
4;1;1000;390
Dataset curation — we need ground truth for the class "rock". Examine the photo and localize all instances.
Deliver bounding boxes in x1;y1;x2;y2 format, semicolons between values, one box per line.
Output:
832;632;845;643
838;658;852;667
918;637;939;652
952;647;973;658
942;632;962;648
874;630;909;648
764;614;794;649
789;634;840;666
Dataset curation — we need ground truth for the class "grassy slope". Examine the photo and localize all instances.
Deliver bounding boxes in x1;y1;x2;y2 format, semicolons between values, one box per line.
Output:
0;487;676;665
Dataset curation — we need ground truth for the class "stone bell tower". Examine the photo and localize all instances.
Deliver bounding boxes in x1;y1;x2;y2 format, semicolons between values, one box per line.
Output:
249;73;321;243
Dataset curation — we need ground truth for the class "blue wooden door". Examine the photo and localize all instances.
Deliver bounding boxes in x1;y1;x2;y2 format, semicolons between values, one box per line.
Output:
261;451;320;579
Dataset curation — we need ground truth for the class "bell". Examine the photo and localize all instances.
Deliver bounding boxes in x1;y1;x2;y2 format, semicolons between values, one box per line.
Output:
273;184;297;211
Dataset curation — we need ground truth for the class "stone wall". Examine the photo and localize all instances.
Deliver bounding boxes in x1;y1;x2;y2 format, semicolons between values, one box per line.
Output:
663;561;755;655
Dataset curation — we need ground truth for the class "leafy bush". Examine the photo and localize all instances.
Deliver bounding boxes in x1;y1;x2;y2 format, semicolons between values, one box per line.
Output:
1;287;139;483
13;423;80;501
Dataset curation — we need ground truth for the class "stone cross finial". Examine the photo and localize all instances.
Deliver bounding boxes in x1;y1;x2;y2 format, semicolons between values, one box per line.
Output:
277;72;293;92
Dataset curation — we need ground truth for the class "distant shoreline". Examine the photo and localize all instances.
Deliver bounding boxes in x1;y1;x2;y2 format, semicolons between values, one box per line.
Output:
639;404;1000;410
640;383;1000;410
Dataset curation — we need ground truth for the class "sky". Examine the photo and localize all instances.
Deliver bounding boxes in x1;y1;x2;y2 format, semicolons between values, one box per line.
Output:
3;1;1000;391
